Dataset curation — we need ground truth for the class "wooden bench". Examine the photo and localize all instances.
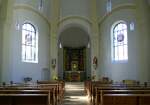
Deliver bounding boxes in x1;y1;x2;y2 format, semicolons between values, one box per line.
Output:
85;80;150;105
0;81;65;105
87;82;150;105
0;88;52;105
37;80;65;105
85;80;112;104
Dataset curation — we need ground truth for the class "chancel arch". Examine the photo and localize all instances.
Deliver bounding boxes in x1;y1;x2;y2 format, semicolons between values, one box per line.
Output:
57;19;91;81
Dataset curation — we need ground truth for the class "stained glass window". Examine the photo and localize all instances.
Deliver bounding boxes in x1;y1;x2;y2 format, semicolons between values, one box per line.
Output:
22;23;38;63
112;21;128;61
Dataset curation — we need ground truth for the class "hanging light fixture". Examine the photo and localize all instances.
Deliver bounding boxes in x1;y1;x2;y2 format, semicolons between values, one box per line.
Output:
130;22;134;31
59;42;62;48
87;42;90;48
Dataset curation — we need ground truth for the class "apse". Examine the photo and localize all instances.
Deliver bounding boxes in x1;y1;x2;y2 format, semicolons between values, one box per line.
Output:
59;27;89;48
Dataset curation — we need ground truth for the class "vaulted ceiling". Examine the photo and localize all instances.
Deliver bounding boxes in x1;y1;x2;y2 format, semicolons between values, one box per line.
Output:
60;27;89;48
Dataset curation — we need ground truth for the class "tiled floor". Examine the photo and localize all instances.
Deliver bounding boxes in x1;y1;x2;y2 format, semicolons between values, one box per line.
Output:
62;82;89;105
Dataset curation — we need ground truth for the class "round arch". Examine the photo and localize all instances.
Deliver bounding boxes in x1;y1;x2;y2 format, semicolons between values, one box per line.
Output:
57;16;92;81
57;16;92;40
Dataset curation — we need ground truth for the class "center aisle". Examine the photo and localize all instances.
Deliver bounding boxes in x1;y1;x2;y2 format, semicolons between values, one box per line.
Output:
62;82;89;105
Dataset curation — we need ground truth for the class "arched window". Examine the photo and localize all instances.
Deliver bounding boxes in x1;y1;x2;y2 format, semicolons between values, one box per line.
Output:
22;23;38;63
111;21;128;62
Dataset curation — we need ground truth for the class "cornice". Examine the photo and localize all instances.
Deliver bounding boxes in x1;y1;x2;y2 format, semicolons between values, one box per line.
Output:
98;4;136;25
14;4;51;29
58;15;92;26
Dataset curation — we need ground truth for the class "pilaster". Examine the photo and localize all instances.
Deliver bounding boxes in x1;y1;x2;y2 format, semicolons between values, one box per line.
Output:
90;0;99;81
1;0;14;82
50;0;60;80
135;0;150;82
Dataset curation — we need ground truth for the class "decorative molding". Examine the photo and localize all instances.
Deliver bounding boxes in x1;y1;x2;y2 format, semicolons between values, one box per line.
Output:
98;4;136;25
13;4;51;29
58;15;92;26
57;15;92;40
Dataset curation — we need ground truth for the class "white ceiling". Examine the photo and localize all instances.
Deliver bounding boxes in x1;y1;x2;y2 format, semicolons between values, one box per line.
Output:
60;27;89;48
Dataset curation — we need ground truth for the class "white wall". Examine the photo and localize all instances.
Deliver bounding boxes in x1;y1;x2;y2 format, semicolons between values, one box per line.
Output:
0;1;2;82
112;0;136;7
1;0;14;82
1;0;150;83
96;0;136;18
9;9;50;83
99;9;139;82
60;0;90;18
15;0;51;20
99;3;150;83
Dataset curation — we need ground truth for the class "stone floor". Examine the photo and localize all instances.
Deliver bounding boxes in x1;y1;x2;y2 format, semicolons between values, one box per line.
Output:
62;82;90;105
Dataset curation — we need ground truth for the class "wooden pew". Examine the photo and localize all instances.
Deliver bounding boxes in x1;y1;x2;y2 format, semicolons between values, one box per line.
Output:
85;77;113;103
0;87;53;105
0;81;64;105
37;80;65;105
91;83;150;105
85;80;112;104
86;80;150;105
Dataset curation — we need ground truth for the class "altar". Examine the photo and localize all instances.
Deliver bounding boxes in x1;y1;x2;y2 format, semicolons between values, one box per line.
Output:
64;71;85;82
63;47;86;81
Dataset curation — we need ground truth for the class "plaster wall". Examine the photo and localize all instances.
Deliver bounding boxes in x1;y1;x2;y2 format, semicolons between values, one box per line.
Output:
60;0;90;18
99;9;140;82
14;0;51;20
5;9;50;82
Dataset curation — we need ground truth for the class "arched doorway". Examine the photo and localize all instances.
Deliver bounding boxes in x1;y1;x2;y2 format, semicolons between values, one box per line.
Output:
58;26;91;82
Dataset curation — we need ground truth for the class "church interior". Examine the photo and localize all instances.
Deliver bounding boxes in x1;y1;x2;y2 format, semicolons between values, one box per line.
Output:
0;0;150;105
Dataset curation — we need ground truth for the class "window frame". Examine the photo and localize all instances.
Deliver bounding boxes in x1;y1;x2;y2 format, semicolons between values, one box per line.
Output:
21;22;38;63
111;20;128;63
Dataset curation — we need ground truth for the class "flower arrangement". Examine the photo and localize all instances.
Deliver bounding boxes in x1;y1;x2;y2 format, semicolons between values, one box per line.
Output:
52;75;58;80
92;75;96;81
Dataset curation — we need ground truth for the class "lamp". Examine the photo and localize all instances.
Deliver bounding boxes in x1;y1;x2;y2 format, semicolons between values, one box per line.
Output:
59;42;62;48
130;22;134;31
87;42;90;48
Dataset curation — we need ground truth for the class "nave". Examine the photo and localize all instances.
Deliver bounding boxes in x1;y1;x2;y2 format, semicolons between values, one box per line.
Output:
62;82;89;105
0;81;90;105
0;80;150;105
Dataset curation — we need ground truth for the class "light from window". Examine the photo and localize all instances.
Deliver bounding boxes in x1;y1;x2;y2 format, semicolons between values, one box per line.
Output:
112;22;128;62
22;23;38;63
